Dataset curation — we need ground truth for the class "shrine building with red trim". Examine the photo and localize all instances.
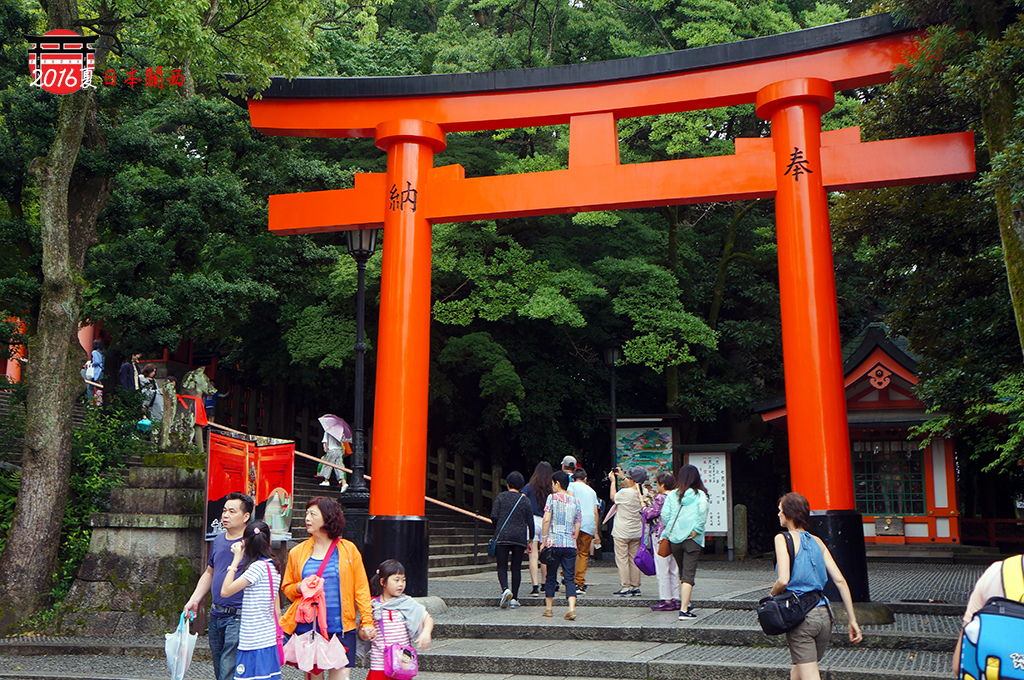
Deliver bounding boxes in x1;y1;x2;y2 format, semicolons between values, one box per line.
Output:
754;323;958;545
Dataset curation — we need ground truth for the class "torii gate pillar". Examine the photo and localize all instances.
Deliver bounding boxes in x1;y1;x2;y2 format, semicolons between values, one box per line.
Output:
757;79;867;600
365;120;446;596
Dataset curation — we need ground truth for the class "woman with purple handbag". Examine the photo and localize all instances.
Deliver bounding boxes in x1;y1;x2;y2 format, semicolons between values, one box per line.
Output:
363;560;433;680
642;472;681;611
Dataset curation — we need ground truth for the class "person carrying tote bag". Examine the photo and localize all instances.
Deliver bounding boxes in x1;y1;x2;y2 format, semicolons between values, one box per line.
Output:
281;497;376;680
644;471;681;611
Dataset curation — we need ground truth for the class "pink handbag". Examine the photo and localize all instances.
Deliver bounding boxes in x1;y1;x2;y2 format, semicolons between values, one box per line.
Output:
379;607;418;679
282;615;347;672
265;561;284;665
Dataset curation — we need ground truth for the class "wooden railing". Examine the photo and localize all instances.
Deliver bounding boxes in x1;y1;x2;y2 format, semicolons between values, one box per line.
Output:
426;447;504;514
960;518;1024;548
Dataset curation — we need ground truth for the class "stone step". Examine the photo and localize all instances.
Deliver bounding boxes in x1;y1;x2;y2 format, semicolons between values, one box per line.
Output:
428;563;497;578
418;637;951;679
429;541;492;555
865;543;1003;564
430;605;960;652
126;466;205;490
429;552;493;568
108;486;204;515
89;513;203;530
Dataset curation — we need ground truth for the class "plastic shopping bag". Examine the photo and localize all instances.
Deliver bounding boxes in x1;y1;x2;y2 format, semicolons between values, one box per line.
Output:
165;611;198;680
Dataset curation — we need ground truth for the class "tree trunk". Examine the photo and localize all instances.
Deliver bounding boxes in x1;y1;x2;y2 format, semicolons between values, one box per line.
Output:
0;0;109;633
980;79;1024;358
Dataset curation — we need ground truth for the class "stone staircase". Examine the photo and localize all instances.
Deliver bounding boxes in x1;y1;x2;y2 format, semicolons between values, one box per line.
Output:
865;541;1003;564
288;450;495;577
58;465;205;635
413;560;975;680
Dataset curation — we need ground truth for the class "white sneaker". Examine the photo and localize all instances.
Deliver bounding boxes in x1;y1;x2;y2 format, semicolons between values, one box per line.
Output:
499;588;513;609
319;480;331;486
339;483;349;493
508;599;521;608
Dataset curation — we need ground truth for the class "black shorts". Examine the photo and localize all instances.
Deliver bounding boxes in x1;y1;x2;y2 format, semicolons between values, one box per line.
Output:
670;538;702;585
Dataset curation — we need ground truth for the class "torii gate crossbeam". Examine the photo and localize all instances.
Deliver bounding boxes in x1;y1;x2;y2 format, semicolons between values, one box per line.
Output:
247;14;975;598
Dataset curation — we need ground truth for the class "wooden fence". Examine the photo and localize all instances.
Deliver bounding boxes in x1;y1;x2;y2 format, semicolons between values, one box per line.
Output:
426;448;504;514
960;518;1024;548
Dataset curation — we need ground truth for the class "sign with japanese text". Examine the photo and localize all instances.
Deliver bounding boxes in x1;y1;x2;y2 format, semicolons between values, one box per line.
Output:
687;451;731;536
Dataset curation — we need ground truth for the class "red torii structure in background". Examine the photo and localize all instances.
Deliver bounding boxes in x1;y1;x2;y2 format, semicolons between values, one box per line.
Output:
247;14;974;596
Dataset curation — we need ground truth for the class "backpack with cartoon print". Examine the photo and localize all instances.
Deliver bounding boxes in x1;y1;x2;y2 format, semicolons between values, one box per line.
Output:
960;556;1024;680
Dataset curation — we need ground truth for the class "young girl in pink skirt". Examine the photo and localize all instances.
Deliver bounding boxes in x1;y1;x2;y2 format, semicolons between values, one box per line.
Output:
366;560;434;680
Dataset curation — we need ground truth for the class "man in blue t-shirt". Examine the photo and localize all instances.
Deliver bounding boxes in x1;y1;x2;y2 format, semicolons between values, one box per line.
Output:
184;492;253;680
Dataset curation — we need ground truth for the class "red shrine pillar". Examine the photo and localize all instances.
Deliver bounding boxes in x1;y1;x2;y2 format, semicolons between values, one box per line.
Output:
756;78;868;601
4;318;26;383
366;119;446;596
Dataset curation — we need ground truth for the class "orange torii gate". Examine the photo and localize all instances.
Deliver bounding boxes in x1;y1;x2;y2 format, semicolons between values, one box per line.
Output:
247;14;974;596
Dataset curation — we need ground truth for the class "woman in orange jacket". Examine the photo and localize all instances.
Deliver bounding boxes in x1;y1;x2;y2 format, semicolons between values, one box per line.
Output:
281;496;375;680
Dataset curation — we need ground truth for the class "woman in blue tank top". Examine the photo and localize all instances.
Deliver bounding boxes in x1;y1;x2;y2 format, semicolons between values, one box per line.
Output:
771;492;862;680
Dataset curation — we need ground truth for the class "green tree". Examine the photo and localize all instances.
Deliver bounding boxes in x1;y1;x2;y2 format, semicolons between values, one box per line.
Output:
886;0;1024;356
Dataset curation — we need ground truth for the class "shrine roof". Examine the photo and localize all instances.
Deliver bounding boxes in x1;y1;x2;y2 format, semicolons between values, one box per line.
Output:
250;14;905;100
752;323;920;416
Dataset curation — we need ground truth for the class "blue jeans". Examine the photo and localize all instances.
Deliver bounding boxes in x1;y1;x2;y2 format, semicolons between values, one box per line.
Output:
544;546;577;598
208;613;241;680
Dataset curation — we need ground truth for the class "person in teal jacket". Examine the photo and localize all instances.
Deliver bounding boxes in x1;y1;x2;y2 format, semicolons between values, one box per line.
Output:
659;464;709;620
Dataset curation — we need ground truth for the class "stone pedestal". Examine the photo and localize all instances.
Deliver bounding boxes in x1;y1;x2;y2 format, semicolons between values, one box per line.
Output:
58;466;205;635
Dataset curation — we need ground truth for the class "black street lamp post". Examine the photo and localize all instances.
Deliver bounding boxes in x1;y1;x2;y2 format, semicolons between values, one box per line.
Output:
603;341;622;471
341;228;378;551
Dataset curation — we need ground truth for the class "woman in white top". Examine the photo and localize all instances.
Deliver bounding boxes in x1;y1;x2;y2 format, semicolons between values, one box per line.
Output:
608;466;648;596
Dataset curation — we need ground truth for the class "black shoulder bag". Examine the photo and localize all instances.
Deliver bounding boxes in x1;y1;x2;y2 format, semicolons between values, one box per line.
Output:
488;493;524;558
756;532;827;635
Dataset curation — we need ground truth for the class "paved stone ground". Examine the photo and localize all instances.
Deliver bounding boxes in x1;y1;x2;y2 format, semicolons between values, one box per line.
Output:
0;559;987;679
432;557;983;612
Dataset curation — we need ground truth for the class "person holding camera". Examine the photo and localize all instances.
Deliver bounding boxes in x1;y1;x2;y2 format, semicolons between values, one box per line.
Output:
608;466;648;596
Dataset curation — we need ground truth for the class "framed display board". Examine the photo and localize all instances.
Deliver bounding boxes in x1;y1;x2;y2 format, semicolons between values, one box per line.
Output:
680;445;737;560
615;426;673;482
207;430;294;542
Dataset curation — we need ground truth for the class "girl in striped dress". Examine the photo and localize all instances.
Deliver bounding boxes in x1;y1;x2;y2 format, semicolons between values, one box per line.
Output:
221;521;283;680
367;560;433;680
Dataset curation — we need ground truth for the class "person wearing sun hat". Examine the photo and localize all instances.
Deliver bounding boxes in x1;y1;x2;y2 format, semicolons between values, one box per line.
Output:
608;465;649;596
